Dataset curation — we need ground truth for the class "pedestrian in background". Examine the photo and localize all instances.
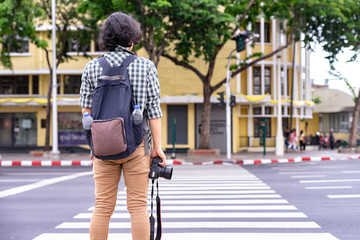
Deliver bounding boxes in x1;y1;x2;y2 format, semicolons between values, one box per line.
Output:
299;130;306;151
292;128;298;151
329;128;335;150
80;12;166;240
284;127;290;150
316;131;320;145
287;130;296;152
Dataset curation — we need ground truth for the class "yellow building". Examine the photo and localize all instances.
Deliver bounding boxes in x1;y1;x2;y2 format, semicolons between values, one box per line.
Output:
0;19;315;154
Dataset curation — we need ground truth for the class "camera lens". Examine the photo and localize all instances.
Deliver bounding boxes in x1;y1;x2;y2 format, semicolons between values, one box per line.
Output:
160;166;173;180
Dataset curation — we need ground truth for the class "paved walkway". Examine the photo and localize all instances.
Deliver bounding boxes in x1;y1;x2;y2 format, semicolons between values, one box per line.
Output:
0;152;91;161
0;147;359;167
174;149;355;161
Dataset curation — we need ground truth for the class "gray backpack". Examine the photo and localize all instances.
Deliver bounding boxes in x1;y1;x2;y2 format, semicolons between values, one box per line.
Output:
85;55;145;160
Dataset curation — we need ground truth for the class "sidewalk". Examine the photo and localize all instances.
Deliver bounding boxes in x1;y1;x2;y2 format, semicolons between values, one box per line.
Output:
0;147;359;167
171;148;360;165
0;152;93;167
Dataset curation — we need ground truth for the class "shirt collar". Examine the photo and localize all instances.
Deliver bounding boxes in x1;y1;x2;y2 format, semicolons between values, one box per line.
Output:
114;45;135;55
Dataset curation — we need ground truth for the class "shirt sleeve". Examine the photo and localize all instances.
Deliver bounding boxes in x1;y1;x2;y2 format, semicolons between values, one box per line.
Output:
145;62;162;119
80;61;95;108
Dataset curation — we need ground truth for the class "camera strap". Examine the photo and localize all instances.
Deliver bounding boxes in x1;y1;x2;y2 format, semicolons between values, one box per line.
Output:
149;179;162;240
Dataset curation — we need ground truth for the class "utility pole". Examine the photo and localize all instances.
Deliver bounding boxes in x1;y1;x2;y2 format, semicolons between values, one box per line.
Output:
224;31;258;159
51;0;59;160
275;53;284;155
225;49;236;159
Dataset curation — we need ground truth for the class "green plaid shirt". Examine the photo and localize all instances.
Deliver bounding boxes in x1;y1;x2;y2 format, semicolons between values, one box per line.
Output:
80;46;162;120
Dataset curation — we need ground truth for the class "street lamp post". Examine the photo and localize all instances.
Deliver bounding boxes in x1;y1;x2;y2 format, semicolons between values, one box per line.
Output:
224;31;258;160
51;0;59;160
275;54;284;155
225;49;237;160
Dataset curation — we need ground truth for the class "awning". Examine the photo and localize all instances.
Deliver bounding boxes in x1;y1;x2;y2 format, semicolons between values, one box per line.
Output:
160;94;204;103
0;95;315;108
269;99;315;108
0;97;80;106
237;93;271;104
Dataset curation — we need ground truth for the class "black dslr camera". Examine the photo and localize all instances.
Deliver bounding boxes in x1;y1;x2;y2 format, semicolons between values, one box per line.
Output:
149;157;173;180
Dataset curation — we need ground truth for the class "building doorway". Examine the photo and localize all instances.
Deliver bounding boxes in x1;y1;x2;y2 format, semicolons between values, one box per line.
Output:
0;113;37;147
195;104;228;153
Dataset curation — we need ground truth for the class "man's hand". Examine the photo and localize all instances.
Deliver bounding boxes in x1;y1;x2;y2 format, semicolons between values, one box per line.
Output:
149;117;166;167
82;108;92;115
151;146;166;167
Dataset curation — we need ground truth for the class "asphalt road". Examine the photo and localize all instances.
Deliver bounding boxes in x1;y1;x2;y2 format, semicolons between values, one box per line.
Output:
0;167;94;240
0;159;359;240
244;159;360;240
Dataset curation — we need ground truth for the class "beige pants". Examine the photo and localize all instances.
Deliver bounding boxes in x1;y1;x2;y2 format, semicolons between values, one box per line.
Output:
90;144;150;240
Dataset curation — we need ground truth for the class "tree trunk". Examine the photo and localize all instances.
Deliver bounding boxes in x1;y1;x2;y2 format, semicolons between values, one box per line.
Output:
349;89;360;147
44;48;52;151
198;83;212;149
44;71;52;151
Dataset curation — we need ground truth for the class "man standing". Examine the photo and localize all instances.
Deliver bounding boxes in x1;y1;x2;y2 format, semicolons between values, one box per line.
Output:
329;128;335;150
80;12;166;240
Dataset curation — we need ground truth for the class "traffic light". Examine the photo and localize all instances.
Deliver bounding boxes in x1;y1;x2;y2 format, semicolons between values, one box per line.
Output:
217;92;225;109
232;35;245;52
231;30;256;53
230;95;236;108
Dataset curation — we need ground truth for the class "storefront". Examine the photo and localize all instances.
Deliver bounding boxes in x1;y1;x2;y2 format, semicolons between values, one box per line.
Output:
0;113;37;147
0;96;85;150
58;112;86;146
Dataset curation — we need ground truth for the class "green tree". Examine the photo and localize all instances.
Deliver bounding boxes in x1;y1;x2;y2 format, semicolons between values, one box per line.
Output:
330;70;360;148
308;0;360;147
161;0;313;149
80;0;360;150
78;0;174;66
79;0;263;149
38;0;92;151
1;0;93;151
0;0;47;68
164;0;360;149
162;1;256;149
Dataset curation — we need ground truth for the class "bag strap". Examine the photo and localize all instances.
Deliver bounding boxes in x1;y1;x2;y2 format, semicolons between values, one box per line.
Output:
144;118;149;155
121;54;137;68
150;179;162;240
98;54;137;70
155;181;162;240
97;56;111;69
150;179;155;240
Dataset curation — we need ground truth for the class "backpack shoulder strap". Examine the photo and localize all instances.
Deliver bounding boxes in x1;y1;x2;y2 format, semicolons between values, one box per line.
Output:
121;55;137;68
97;56;111;70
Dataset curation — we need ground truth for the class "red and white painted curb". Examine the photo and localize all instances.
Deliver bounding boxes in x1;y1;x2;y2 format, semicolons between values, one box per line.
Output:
0;160;93;167
167;155;360;166
0;155;359;167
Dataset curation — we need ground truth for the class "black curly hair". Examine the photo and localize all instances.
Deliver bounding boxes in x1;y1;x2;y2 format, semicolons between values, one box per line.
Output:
98;12;142;51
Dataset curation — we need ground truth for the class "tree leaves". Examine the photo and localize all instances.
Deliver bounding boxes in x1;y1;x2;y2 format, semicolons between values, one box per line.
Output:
0;0;47;69
167;0;237;63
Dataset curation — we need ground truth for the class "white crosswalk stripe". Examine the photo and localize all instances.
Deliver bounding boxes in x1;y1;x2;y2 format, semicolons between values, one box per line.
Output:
33;165;339;240
56;221;321;229
33;232;339;240
117;194;283;199
75;211;308;219
85;204;297;211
